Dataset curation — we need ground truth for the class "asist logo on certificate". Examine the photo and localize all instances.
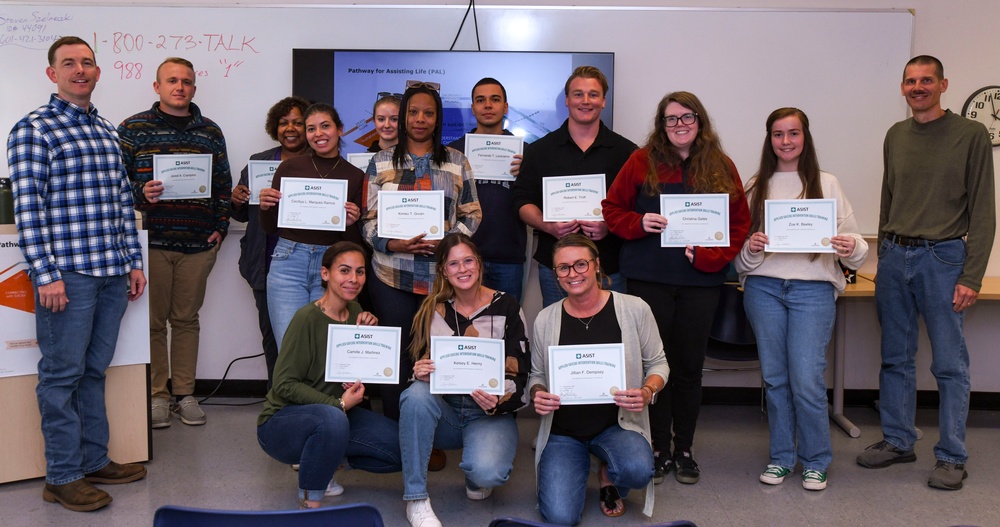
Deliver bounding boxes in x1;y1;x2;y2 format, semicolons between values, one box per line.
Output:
764;199;837;253
465;134;523;181
326;325;401;384
547;343;626;405
247;160;280;205
377;190;446;240
429;336;505;396
542;174;606;222
153;154;212;200
660;193;730;247
277;177;349;231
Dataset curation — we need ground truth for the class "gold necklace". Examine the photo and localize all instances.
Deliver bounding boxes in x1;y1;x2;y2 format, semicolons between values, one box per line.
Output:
576;313;598;330
310;155;342;178
314;299;347;322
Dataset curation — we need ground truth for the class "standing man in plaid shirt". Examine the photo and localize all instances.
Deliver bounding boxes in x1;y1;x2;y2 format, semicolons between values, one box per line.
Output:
7;36;147;512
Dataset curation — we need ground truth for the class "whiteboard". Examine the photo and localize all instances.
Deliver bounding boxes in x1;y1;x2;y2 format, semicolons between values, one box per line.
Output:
0;5;912;234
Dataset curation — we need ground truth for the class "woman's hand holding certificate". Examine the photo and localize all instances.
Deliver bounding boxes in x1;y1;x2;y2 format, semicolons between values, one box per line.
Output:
377;190;446;240
277;177;350;231
547;343;626;405
429;336;505;396
764;199;837;253
659;193;730;247
325;326;401;384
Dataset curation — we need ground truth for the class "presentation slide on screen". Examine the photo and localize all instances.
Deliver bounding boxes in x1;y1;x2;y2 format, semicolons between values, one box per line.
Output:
329;51;614;153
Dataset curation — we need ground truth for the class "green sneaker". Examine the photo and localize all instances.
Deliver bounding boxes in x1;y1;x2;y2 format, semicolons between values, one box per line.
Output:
802;469;828;490
759;464;792;485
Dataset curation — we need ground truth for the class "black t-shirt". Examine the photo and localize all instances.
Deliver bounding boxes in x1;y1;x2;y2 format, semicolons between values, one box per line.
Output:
550;294;622;440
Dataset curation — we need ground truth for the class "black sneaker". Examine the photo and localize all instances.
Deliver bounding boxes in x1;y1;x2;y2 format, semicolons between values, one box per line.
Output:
673;451;700;484
653;452;673;485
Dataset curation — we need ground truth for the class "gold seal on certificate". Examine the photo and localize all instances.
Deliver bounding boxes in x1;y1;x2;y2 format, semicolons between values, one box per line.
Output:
764;199;837;253
377;190;446;240
465;133;523;181
547;343;626;405
430;336;505;396
660;193;730;247
277;177;349;231
332;216;341;225
542;174;607;222
153;154;213;200
247;160;280;205
325;326;402;384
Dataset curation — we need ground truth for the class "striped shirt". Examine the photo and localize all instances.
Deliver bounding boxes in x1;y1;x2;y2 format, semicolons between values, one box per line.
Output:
6;94;143;286
361;147;481;294
118;102;231;253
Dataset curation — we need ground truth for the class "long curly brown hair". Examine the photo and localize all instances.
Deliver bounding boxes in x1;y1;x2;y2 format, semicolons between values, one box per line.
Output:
642;91;736;198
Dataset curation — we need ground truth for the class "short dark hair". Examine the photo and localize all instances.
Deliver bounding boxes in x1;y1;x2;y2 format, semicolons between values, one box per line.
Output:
564;66;609;97
156;57;195;82
471;77;507;102
904;55;944;81
47;36;94;66
264;96;311;141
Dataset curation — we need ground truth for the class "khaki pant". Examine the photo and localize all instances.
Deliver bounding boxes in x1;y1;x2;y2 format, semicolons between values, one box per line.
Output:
149;245;219;399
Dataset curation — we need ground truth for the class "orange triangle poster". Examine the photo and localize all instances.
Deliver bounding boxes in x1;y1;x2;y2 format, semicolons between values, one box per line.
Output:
0;262;35;314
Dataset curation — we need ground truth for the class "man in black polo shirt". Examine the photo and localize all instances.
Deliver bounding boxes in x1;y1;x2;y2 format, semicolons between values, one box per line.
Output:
512;66;636;307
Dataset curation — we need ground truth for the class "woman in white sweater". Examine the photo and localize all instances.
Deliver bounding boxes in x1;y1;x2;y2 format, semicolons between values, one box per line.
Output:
734;108;867;491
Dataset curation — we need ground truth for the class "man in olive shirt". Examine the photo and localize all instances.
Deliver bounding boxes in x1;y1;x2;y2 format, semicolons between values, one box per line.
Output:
857;55;995;491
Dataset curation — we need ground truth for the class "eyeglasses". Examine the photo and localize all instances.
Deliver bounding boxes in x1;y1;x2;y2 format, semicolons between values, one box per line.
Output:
662;112;698;127
445;256;479;274
377;92;403;100
553;259;596;277
406;80;441;92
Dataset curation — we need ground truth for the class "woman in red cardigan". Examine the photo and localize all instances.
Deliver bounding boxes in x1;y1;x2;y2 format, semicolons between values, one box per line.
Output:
602;91;750;486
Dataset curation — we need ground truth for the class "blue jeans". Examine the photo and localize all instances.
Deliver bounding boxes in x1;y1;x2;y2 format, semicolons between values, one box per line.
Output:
876;238;970;463
537;266;625;308
399;381;518;500
257;404;402;501
538;426;652;526
267;238;328;351
482;260;524;303
743;276;835;471
36;272;129;485
366;273;422;421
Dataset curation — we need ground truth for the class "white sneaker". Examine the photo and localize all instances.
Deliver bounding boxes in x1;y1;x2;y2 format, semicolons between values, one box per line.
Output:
325;478;344;496
406;498;442;527
465;485;492;500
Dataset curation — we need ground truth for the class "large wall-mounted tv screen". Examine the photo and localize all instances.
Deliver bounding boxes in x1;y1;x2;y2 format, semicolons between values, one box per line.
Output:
293;50;615;154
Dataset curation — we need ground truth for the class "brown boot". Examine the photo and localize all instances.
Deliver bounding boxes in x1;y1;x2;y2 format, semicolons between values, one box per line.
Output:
43;479;112;512
85;461;147;484
428;448;447;472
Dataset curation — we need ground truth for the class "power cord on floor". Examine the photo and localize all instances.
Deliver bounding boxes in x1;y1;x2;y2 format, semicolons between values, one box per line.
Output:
197;351;267;407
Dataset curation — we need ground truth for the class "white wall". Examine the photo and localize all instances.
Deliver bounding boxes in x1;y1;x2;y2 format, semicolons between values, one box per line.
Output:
5;0;998;392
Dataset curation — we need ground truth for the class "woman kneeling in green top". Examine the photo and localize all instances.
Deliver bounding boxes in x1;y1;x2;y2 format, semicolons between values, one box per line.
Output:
257;241;401;509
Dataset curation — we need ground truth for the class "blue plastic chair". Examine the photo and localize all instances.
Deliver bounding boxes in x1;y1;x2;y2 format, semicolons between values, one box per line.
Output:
153;503;384;527
489;517;558;527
